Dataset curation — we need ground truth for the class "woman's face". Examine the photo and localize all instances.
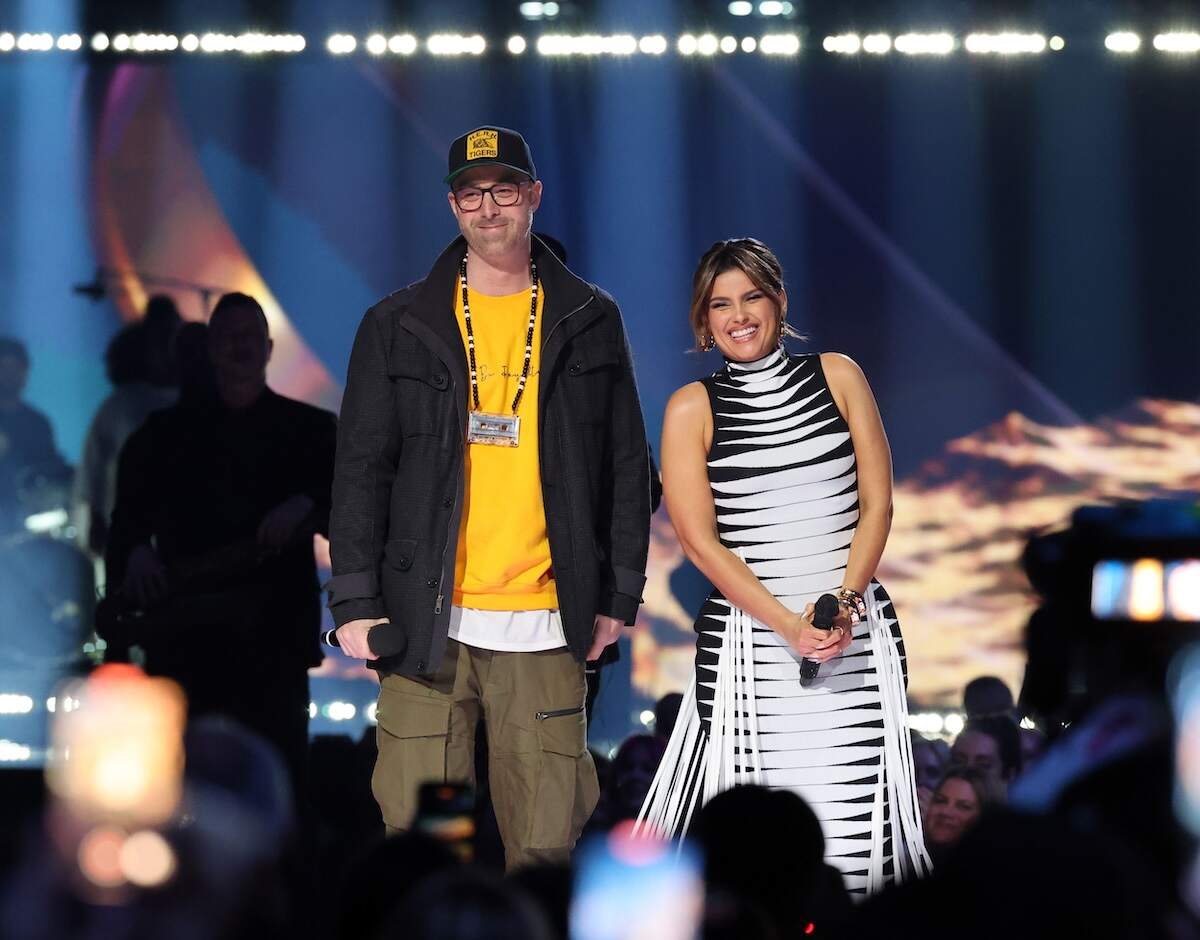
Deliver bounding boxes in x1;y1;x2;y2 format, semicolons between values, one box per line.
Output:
924;777;981;848
704;267;784;362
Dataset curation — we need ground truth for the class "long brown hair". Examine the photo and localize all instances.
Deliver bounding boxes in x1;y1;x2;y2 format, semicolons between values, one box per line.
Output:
688;238;803;352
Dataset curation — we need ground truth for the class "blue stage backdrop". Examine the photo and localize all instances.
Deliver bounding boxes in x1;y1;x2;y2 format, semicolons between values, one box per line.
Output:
2;2;1198;749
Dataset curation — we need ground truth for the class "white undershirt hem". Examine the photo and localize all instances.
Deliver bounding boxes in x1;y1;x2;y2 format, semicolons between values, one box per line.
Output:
448;605;568;652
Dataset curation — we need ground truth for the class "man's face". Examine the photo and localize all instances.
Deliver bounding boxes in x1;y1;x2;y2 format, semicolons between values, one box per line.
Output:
208;305;272;388
950;729;1007;785
447;167;542;258
0;353;28;399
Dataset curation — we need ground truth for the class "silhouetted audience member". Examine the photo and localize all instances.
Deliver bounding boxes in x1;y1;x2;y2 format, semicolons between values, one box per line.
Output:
922;766;1004;865
962;675;1014;720
586;734;666;833
950;715;1022;793
141;293;183;386
376;866;554;940
1019;724;1047;770
172;321;217;406
74;321;178;556
337;832;459;940
691;785;851;938
508;863;572;940
0;337;69;533
654;691;683;742
104;293;337;805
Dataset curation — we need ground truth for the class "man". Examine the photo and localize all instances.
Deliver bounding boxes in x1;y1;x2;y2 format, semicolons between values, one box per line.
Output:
328;126;650;868
104;293;337;802
950;715;1023;794
0;338;70;533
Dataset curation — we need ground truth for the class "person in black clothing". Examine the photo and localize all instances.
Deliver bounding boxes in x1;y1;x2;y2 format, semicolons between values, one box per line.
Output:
104;293;337;802
0;338;69;534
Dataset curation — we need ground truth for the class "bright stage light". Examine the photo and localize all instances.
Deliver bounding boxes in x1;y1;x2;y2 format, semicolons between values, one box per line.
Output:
366;33;386;55
824;33;862;55
759;1;784;15
508;35;526;54
639;710;655;727
697;33;719;55
180;34;198;52
639;35;667;55
741;36;757;52
1154;32;1200;54
0;694;34;715
720;35;737;53
112;33;130;52
389;34;417;55
0;33;14;53
428;34;485;55
18;32;54;52
324;701;357;721
519;2;559;19
308;702;317;719
894;32;955;55
863;33;892;54
0;740;32;763
56;33;82;51
1049;36;1065;51
760;33;800;55
728;1;753;15
365;702;378;724
678;34;697;55
536;34;636;56
327;33;357;55
1105;31;1141;53
965;32;1047;55
943;713;965;736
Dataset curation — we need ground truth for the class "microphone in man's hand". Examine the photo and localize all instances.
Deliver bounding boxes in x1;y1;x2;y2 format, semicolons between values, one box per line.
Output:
322;624;407;658
799;593;840;687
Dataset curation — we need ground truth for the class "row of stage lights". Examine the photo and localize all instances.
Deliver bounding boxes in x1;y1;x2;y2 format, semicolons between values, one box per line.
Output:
5;30;1200;58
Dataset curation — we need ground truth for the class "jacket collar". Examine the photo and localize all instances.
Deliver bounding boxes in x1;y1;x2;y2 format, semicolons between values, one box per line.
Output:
401;233;599;390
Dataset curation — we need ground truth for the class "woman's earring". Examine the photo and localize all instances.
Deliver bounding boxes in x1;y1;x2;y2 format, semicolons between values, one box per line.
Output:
702;334;716;352
777;318;787;348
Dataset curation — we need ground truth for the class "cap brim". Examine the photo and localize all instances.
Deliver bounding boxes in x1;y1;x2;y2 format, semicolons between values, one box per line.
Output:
445;161;536;186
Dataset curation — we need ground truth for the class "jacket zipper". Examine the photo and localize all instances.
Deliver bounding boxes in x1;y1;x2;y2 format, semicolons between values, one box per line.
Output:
435;377;466;615
536;704;585;721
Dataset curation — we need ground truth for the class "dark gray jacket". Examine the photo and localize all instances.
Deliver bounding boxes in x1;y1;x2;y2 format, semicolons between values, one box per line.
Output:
327;235;650;677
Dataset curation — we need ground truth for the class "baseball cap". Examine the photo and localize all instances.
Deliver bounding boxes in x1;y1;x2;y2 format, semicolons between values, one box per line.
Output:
444;126;538;186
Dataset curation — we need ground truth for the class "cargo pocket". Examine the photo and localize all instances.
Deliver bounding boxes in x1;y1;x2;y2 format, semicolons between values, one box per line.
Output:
528;703;598;850
371;683;451;831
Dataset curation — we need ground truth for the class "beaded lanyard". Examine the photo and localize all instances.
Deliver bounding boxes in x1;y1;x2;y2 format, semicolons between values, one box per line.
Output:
459;254;539;446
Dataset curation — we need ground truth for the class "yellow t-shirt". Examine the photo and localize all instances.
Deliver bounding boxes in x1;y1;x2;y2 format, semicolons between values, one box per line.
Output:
452;282;557;610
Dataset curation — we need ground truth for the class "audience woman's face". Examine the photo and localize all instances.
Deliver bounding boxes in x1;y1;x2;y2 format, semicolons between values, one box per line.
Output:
704;267;785;363
951;729;1007;787
924;777;982;848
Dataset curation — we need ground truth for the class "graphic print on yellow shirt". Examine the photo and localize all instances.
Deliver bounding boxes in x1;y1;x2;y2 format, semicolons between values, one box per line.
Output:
453;282;557;610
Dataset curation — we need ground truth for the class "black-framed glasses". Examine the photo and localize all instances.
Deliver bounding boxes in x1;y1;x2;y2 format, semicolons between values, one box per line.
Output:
452;181;526;211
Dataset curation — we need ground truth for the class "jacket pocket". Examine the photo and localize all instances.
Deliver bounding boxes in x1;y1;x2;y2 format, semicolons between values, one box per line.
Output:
388;359;451;438
384;537;419;572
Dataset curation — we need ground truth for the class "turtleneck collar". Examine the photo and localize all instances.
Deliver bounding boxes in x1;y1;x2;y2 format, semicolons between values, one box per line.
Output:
724;345;788;379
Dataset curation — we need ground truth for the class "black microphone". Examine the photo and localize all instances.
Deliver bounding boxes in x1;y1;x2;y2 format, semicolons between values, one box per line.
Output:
322;623;407;659
799;593;840;687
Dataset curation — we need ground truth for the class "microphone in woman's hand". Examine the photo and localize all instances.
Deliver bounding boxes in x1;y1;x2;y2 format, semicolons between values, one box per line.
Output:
800;593;840;687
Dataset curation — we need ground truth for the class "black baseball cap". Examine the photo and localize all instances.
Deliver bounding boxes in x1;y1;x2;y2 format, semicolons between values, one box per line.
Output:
444;126;538;186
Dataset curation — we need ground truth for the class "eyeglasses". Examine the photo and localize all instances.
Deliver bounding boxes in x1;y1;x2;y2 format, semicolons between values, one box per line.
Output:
452;181;527;212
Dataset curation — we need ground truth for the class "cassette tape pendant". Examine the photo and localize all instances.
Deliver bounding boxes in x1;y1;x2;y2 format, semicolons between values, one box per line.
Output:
467;411;520;446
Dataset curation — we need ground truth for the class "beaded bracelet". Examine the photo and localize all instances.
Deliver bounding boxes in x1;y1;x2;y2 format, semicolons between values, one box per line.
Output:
837;588;867;622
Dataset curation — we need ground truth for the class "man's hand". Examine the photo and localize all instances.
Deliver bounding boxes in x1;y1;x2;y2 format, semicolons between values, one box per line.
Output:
587;613;624;661
257;494;315;550
123;543;167;607
335;618;388;660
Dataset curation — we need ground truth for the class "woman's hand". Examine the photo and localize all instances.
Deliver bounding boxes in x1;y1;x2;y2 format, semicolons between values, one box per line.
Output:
784;604;854;662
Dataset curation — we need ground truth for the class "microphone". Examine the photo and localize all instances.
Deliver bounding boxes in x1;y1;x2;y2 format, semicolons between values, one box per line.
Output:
799;593;840;687
322;623;407;658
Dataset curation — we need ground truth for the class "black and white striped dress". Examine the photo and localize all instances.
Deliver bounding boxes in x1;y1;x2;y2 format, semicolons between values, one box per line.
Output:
638;347;929;896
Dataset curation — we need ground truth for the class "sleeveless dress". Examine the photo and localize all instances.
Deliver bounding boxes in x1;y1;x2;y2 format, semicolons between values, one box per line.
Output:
637;347;930;896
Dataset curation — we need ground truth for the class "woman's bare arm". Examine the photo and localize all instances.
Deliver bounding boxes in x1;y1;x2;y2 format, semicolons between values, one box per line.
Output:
820;352;894;597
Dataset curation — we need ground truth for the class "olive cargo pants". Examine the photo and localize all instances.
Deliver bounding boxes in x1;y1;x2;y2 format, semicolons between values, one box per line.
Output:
372;638;599;869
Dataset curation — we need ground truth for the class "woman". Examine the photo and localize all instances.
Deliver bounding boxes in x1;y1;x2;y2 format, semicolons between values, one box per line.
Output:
923;766;1004;863
637;238;929;896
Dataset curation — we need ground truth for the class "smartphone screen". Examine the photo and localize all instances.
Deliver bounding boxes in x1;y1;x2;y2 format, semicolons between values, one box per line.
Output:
1091;558;1200;622
413;782;475;862
570;823;703;940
